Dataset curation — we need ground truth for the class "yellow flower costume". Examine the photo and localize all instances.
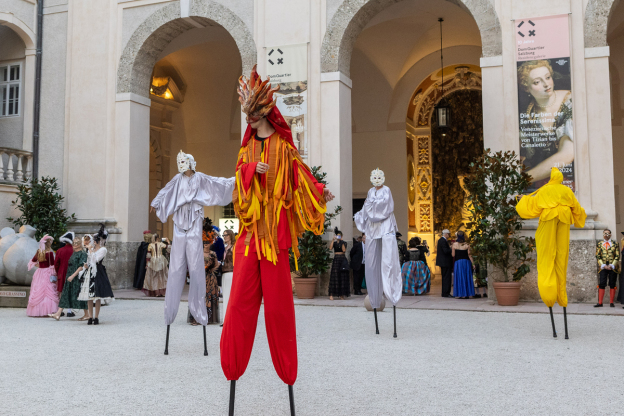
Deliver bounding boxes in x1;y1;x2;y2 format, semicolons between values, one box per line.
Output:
516;167;586;308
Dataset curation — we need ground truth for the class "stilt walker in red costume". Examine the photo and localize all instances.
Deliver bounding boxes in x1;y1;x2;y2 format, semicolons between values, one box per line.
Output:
222;65;334;415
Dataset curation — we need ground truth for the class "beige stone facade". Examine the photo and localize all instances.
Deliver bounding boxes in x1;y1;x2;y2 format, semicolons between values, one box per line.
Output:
0;0;621;299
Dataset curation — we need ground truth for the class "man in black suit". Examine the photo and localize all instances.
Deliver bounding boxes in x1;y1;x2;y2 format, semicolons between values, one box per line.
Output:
350;233;366;295
436;229;453;297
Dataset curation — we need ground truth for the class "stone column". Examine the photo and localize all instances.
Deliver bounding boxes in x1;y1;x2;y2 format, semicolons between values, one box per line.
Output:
320;72;352;241
480;56;507;152
115;93;150;242
585;47;616;232
21;50;36;151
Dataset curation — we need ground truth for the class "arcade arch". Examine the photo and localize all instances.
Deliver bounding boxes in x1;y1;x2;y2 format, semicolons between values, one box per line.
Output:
115;1;256;241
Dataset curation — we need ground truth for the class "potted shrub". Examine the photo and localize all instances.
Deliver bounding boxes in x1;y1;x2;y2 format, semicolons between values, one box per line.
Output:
289;166;342;299
464;150;535;306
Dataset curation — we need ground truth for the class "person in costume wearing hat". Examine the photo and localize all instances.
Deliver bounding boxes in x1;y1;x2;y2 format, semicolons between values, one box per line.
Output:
48;232;81;319
27;235;59;316
594;229;620;307
50;236;89;320
516;167;586;338
133;230;152;290
354;168;402;337
150;150;235;353
77;224;114;325
222;65;334;414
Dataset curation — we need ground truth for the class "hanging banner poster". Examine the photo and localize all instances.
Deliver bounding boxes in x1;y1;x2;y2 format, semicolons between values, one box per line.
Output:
515;14;574;192
265;43;308;160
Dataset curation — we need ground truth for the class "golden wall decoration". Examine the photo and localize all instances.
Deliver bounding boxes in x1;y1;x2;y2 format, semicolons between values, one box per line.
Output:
419;204;431;232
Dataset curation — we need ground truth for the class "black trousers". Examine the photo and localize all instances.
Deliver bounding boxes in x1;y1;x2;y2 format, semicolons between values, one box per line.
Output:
599;269;618;289
441;266;452;297
353;266;365;294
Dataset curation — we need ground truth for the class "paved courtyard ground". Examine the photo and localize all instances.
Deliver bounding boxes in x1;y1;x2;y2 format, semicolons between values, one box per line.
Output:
2;299;623;415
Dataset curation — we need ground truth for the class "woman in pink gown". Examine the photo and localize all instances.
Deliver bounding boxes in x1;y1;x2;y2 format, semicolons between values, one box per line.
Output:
26;235;59;317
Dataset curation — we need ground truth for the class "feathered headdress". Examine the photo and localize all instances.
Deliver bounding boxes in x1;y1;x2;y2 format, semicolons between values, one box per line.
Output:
93;223;108;246
203;217;215;244
238;64;280;121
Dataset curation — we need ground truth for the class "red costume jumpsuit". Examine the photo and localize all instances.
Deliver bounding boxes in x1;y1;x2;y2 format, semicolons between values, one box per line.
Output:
220;107;326;385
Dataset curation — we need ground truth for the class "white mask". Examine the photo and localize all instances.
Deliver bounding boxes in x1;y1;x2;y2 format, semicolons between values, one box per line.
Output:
177;150;196;173
370;168;385;187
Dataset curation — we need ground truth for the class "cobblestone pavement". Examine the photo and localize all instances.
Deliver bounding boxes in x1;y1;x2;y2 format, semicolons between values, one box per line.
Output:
2;300;623;415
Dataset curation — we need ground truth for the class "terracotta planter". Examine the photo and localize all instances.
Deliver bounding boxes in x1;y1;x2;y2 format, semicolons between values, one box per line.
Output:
293;277;318;299
492;281;522;306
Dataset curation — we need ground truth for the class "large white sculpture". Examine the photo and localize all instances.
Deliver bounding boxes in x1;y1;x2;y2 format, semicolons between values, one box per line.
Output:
0;225;39;285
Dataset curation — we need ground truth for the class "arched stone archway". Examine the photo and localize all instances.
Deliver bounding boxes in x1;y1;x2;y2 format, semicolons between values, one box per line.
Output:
320;0;502;76
116;0;256;98
584;0;618;48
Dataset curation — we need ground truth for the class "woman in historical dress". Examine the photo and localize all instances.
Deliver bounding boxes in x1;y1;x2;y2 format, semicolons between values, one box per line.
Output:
221;229;235;325
328;228;350;300
49;237;89;320
77;224;114;325
518;60;574;187
402;237;431;295
142;233;168;297
27;235;59;317
188;225;220;325
452;231;475;299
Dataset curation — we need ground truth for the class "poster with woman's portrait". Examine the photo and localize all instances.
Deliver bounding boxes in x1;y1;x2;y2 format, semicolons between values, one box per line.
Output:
515;15;574;192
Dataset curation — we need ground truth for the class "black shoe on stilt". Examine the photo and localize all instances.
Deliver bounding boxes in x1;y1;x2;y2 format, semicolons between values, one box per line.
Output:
164;324;170;355
563;307;569;340
373;308;379;335
229;380;236;416
393;305;397;338
549;307;557;338
288;385;296;416
203;325;208;356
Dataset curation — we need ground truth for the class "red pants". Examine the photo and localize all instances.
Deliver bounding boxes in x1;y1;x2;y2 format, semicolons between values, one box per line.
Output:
220;250;297;385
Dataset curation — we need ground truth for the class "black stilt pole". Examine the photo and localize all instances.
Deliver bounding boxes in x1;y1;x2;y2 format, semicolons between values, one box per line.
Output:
288;385;296;416
164;324;170;355
393;305;397;338
373;308;379;334
549;307;557;338
203;325;208;356
229;380;236;416
563;307;569;340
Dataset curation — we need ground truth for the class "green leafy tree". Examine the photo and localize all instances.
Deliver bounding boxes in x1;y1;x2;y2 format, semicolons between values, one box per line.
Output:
289;166;342;278
464;150;535;282
7;176;76;248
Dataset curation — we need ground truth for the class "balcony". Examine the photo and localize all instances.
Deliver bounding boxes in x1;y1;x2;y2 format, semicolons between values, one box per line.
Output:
0;147;33;185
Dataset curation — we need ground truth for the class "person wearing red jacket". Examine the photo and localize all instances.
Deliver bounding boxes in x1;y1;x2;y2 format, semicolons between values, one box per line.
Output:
222;65;334;415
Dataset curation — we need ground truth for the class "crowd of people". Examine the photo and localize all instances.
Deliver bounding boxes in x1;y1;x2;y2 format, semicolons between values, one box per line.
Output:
26;224;114;325
327;227;487;300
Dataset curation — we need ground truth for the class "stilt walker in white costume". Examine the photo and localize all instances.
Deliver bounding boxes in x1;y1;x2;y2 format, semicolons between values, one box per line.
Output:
354;168;402;337
150;151;235;355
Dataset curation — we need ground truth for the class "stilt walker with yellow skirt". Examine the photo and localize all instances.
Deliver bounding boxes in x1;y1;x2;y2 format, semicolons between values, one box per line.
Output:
516;167;586;339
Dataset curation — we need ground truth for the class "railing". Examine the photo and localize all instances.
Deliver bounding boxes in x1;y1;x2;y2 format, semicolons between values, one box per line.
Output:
0;147;33;184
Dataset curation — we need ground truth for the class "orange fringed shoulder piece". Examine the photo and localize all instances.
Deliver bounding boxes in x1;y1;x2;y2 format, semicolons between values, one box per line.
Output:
232;135;327;267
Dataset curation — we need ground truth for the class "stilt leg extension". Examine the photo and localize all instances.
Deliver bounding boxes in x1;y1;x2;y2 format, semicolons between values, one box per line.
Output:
289;385;296;416
549;307;557;338
373;308;379;335
203;325;208;356
563;307;569;340
393;305;397;338
164;325;170;355
229;380;236;416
